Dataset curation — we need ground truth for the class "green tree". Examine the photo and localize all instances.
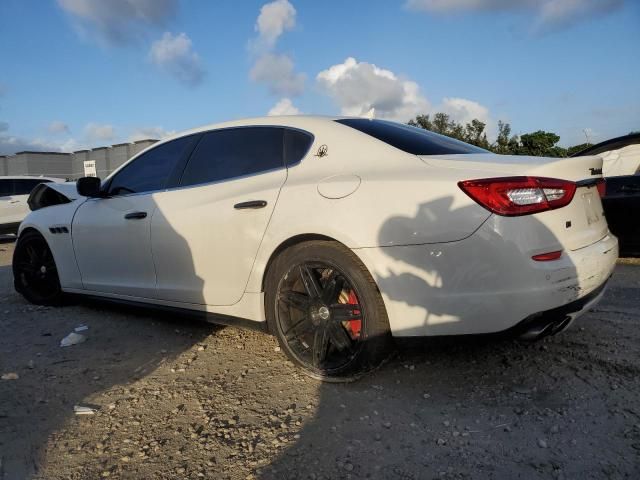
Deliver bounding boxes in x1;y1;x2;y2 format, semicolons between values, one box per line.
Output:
408;114;433;131
407;113;572;157
494;121;513;154
517;130;567;157
566;143;592;156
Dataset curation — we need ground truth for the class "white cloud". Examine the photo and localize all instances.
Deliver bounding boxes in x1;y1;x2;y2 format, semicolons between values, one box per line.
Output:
248;1;305;98
149;32;205;87
128;126;176;142
535;0;623;31
0;134;75;155
84;122;115;142
268;98;301;116
437;97;490;125
405;0;623;31
48;121;70;134
255;0;296;47
250;53;305;97
57;0;177;44
316;57;430;121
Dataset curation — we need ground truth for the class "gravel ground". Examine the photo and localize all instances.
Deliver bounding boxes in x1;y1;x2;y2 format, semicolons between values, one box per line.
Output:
0;237;639;480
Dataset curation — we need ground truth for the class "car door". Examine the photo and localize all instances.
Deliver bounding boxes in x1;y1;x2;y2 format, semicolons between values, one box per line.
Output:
151;126;303;306
0;179;17;228
72;135;198;297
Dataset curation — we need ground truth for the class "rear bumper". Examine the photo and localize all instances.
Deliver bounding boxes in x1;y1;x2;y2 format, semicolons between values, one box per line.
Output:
354;229;618;337
513;277;609;341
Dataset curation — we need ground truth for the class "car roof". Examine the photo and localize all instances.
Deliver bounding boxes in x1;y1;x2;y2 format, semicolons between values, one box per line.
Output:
167;115;344;139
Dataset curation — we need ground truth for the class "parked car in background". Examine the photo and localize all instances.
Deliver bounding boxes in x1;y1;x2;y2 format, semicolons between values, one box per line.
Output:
571;133;640;256
13;117;617;380
0;176;65;235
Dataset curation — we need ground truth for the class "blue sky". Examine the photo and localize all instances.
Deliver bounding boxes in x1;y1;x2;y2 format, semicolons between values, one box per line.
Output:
0;0;638;155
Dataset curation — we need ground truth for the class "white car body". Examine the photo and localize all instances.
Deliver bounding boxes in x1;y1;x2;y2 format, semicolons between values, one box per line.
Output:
0;176;65;234
19;116;618;337
600;144;640;177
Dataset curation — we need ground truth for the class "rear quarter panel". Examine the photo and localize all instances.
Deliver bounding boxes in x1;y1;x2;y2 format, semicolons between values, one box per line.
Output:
244;121;491;293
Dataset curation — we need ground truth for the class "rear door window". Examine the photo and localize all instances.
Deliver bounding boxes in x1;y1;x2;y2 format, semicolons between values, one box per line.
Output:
284;128;313;166
180;127;284;187
13;179;44;195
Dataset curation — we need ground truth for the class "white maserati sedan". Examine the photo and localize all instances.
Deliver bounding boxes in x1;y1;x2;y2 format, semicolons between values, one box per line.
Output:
13;116;618;380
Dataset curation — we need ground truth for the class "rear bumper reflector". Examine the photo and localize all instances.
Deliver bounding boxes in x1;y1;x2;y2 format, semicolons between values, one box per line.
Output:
532;250;563;261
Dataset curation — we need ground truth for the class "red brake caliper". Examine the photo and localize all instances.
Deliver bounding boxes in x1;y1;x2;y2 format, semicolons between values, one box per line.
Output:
346;290;362;339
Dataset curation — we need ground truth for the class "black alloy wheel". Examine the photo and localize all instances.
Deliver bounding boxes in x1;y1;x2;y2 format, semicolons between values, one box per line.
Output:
266;241;392;381
13;230;63;305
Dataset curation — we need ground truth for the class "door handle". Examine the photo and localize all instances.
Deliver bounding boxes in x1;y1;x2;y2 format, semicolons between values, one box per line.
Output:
234;200;267;210
124;211;147;220
9;200;20;204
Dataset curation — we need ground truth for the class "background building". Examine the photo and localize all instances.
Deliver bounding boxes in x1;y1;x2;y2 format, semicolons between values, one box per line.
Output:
0;139;157;180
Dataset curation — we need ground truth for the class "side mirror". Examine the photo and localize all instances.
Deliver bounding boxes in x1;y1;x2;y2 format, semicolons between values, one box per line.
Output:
76;177;103;198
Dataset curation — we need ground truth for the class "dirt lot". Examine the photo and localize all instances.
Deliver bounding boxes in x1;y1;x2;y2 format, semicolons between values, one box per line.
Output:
0;237;639;480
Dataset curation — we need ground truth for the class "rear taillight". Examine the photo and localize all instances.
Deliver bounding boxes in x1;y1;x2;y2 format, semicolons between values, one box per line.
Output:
458;176;577;216
596;178;606;198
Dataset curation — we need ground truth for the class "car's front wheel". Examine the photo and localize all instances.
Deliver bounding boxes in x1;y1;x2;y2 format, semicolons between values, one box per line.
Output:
265;240;393;381
13;229;63;305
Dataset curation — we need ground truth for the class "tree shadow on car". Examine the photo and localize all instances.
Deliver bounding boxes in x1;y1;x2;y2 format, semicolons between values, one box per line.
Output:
255;196;626;480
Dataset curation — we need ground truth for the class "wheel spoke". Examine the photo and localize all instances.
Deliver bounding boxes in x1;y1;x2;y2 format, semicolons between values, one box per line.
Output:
312;327;330;367
299;265;322;298
321;273;344;305
327;323;353;351
279;291;310;311
16;261;36;275
25;245;38;263
284;315;313;341
329;303;362;322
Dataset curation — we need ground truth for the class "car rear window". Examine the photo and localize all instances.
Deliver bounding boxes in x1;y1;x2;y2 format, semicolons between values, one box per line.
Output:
336;118;487;155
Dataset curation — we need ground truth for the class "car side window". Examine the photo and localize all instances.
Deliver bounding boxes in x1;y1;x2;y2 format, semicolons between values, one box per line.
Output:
0;179;12;197
14;179;44;196
180;127;284;187
108;136;196;196
284;128;313;166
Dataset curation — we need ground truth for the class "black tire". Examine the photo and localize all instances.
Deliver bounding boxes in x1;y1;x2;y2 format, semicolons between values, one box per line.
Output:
265;240;393;381
13;229;64;305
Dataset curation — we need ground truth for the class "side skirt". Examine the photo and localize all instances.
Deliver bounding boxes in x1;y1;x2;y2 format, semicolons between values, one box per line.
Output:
63;289;269;333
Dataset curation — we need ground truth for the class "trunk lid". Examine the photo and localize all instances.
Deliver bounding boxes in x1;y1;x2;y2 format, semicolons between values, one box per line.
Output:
421;153;608;251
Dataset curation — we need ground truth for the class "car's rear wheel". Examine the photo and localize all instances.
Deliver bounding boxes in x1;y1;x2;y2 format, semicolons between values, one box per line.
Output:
13;230;63;305
265;240;393;381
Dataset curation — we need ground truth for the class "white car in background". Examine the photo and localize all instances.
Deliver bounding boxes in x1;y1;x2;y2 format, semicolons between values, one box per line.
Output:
0;176;65;235
12;117;618;380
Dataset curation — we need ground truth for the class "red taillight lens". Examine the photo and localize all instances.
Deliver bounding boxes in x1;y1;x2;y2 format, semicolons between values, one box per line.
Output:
458;176;577;216
596;178;606;198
